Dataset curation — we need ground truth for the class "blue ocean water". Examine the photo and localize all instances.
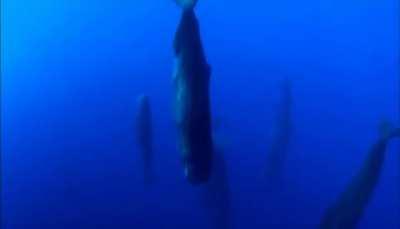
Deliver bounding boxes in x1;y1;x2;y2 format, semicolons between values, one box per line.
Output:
1;0;399;228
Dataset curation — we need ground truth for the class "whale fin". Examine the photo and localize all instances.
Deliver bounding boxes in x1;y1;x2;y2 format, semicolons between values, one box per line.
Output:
174;0;198;9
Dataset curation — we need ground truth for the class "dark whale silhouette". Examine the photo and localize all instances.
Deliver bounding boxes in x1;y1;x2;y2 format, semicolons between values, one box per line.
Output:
320;125;400;229
264;77;293;185
135;95;154;185
173;0;214;184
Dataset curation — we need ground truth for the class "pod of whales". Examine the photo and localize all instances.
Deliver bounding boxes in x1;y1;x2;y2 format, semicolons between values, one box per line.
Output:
130;1;398;227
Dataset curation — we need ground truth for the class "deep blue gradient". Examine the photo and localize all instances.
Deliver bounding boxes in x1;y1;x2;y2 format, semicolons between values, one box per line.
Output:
2;0;399;228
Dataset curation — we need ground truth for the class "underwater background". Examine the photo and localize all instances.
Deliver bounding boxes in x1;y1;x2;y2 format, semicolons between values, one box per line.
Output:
1;0;399;228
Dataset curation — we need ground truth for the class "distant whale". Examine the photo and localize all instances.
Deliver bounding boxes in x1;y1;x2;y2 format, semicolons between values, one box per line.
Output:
173;0;214;184
320;125;400;229
136;95;154;185
264;77;293;185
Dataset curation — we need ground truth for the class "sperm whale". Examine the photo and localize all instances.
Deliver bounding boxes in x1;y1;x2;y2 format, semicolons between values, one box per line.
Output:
264;77;293;185
173;0;214;184
136;95;154;185
320;125;400;228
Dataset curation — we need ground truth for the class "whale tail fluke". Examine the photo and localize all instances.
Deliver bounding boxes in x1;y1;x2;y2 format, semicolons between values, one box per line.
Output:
174;0;198;10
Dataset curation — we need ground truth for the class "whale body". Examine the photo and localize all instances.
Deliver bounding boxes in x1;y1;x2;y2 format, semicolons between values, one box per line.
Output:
173;6;214;184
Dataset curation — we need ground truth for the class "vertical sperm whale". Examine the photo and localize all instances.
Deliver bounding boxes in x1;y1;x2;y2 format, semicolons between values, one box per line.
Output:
173;0;214;184
264;77;293;185
136;95;154;185
320;125;400;229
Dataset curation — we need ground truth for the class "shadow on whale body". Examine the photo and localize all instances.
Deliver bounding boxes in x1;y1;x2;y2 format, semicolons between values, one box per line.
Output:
320;124;400;229
264;77;293;188
135;95;154;185
173;0;214;184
